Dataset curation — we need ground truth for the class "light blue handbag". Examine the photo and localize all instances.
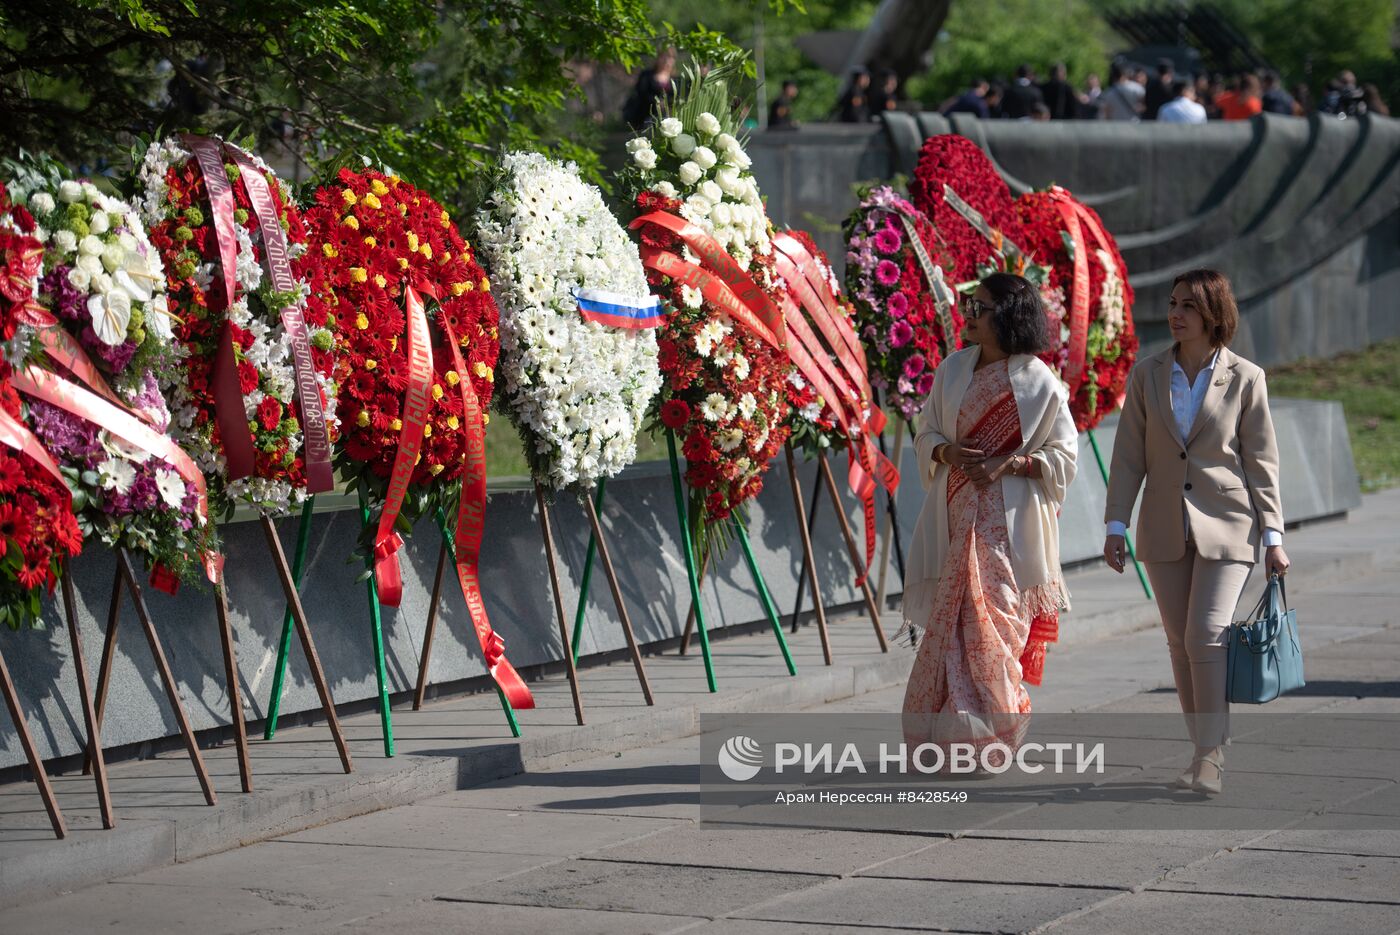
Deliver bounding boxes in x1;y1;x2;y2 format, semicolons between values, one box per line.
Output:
1227;575;1305;704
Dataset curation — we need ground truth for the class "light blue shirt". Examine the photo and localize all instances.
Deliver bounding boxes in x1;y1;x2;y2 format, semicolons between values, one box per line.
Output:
1107;349;1282;547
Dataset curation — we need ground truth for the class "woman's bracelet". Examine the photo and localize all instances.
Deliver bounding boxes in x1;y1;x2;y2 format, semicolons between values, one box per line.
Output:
933;443;948;465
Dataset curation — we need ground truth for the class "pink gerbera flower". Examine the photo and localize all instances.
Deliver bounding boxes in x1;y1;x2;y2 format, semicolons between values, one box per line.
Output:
887;291;910;318
889;320;913;347
875;259;900;286
873;228;902;255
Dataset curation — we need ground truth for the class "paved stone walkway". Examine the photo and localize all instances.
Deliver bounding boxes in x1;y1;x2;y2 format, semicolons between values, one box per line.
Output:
4;490;1399;934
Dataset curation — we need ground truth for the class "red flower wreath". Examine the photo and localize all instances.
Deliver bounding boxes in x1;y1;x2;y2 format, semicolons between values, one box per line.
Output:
304;168;499;493
0;183;82;628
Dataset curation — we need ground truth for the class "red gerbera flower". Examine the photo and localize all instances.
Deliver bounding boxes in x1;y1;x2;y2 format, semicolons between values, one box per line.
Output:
659;399;690;430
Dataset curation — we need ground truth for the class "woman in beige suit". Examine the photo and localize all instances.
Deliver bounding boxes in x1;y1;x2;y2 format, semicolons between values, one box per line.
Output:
1103;269;1290;795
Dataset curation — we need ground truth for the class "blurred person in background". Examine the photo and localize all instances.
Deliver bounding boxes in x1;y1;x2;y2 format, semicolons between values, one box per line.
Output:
622;46;676;130
1364;83;1390;117
1144;58;1175;120
1218;74;1262;120
1029;102;1051;122
768;79;799;129
944;77;992;118
838;67;872;123
1041;62;1079;119
1099;61;1145;121
870;68;901;119
1260;71;1296;115
1003;63;1044;119
1158;79;1207;124
1291;83;1312;116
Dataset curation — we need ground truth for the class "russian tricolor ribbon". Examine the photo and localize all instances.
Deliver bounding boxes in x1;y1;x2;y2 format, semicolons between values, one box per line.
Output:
575;287;664;329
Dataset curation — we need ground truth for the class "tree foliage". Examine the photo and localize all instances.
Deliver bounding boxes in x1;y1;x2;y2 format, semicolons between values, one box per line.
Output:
0;0;744;212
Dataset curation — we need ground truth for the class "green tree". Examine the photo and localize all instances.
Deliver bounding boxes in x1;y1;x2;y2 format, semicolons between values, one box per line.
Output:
904;0;1116;108
0;0;743;211
1210;0;1395;92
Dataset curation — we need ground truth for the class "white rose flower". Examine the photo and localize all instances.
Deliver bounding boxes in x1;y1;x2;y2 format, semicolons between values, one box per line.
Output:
155;468;186;509
89;210;110;235
625;137;650;154
81;182;101;201
93;272;114;295
727;148;753;170
683;193;712;220
700;180;723;204
78;253;104;278
101;241;126;273
652;181;678;199
715;132;739;154
632;148;658;170
67;266;92;291
715;167;742;195
52;229;77;254
671;133;696;158
58;181;83;203
692;146;717;170
677;161;703;186
711;202;733;227
696;112;722;136
89;290;132;345
78;234;104;257
29;192;55;215
659;117;683;138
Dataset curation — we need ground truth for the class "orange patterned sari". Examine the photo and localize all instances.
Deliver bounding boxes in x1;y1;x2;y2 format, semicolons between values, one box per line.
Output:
901;359;1058;754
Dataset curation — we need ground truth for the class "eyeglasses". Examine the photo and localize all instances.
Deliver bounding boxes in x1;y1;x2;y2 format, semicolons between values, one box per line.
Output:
962;296;995;321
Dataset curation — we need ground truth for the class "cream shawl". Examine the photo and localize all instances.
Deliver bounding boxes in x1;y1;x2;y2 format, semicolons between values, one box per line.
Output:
900;346;1079;637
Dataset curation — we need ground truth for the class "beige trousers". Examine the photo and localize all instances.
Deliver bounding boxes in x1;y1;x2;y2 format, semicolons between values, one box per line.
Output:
1144;543;1254;748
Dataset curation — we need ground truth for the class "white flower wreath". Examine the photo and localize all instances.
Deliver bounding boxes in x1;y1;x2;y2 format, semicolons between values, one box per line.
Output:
475;152;662;491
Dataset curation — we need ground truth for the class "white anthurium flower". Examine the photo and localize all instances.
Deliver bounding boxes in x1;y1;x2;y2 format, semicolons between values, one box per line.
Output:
101;431;152;463
88;290;133;346
147;294;174;341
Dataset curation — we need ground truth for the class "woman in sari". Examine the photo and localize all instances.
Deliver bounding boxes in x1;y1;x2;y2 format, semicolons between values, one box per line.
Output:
900;273;1078;763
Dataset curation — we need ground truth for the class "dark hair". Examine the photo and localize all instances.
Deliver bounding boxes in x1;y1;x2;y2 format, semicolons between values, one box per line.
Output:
982;273;1049;355
1171;268;1239;347
1172;78;1191;96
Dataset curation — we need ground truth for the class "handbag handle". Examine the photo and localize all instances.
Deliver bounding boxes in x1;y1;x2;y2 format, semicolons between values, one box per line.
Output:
1267;573;1289;618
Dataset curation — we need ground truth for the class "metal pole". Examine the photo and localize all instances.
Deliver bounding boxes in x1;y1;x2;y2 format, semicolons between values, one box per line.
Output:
265;495;315;739
666;429;716;692
356;491;395;757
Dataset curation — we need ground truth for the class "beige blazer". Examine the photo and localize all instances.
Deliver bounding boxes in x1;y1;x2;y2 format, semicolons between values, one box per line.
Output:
1105;345;1283;563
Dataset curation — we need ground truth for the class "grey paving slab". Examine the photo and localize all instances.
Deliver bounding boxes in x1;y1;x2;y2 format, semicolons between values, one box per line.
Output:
673;920;971;935
857;836;1220;890
281;803;685;856
1152;848;1400;904
1244;817;1400;857
439;857;829;918
1047;890;1400;935
584;825;943;875
735;876;1119;933
0;879;338;935
307;901;706;935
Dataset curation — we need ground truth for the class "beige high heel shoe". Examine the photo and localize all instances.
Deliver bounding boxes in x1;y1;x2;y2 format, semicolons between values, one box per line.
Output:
1191;750;1224;796
1173;758;1198;790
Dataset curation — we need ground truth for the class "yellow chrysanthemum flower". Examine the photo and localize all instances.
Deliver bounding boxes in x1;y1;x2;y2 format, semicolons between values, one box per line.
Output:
431;384;444;400
479;276;491;292
420;244;432;260
444;370;460;386
390;417;402;431
363;192;382;210
452;281;472;296
422;423;432;438
349;267;368;283
322;243;337;258
343;215;360;230
365;358;377;370
341;189;357;206
446;415;460;430
373;274;387;289
471;361;492;381
356;411;370;427
355;313;369;330
363;236;376;248
370;179;389;196
407;232;419;253
398;257;410;270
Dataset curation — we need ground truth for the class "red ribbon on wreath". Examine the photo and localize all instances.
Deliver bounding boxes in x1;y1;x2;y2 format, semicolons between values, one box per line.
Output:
1042;185;1115;396
226;147;334;494
10;364;221;582
370;284;533;710
771;234;899;583
183;135;257;483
